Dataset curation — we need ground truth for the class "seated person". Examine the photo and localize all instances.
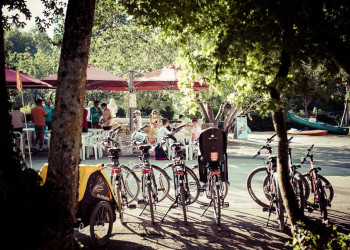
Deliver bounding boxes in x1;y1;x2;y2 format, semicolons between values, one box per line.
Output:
157;118;172;143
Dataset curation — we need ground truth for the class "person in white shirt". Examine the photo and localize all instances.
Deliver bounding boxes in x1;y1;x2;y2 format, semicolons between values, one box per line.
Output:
157;118;172;143
108;98;118;118
191;118;202;143
10;103;24;133
86;101;93;128
133;109;143;130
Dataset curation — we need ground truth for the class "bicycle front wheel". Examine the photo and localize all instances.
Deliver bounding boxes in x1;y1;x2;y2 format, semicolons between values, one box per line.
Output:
121;165;140;203
151;165;170;202
292;173;305;215
303;173;334;204
247;167;270;207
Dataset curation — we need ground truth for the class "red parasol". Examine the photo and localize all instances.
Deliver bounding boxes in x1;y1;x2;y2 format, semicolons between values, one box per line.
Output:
133;65;208;91
5;67;53;89
42;64;129;91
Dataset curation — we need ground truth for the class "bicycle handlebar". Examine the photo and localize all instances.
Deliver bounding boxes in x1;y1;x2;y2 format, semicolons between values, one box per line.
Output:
253;134;276;158
300;144;315;164
160;124;187;146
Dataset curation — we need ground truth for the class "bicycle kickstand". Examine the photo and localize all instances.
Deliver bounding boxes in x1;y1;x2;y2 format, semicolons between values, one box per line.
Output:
139;203;148;216
201;199;213;217
161;198;178;222
266;202;273;227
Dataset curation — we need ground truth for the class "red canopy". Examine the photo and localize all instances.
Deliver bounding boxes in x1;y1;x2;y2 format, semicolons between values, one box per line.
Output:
5;67;53;89
42;64;129;91
133;65;208;91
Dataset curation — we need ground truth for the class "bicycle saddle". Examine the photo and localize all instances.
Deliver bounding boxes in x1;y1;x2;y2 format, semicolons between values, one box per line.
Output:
171;142;183;148
138;145;151;151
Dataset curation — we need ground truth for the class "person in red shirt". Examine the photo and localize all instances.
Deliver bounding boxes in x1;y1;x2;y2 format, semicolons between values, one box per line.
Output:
82;108;88;132
31;99;48;151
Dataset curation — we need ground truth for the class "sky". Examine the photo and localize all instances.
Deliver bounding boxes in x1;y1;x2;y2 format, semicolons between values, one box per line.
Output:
2;0;67;38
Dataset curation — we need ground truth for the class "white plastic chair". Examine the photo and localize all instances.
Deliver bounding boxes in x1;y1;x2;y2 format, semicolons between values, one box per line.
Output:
13;131;24;158
85;134;103;160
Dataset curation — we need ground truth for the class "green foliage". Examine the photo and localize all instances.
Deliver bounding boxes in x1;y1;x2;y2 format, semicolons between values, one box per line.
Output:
286;221;350;249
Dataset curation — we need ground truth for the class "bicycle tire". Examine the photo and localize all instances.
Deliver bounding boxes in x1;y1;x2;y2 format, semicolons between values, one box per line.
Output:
247;167;271;207
317;179;328;221
116;186;124;224
213;183;221;226
121;165;140;203
90;201;113;246
292;173;304;215
303;173;334;204
274;176;285;231
147;185;155;224
165;166;200;205
150;165;170;202
180;184;188;225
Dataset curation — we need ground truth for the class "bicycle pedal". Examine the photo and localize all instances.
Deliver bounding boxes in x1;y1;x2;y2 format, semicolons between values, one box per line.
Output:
222;202;229;208
138;199;146;205
262;207;269;212
158;187;165;191
128;204;137;209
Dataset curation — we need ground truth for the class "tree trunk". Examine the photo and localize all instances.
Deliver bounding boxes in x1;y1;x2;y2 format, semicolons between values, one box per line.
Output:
0;5;21;185
195;93;210;122
303;96;309;117
270;50;305;231
44;0;96;248
223;104;242;134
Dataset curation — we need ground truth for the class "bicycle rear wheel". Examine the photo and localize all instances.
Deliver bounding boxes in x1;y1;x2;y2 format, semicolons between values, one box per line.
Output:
90;201;113;246
213;184;221;226
247;167;270;207
180;184;188;225
116;186;124;224
317;179;328;221
274;177;285;231
292;173;305;215
147;185;155;224
165;166;200;205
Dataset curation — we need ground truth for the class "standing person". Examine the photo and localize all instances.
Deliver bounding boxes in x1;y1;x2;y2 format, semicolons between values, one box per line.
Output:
108;98;118;118
178;114;191;125
86;101;93;128
31;99;48;151
133;109;142;130
148;122;159;144
101;103;113;130
82;108;88;132
44;100;54;130
191;118;202;143
10;103;24;133
90;100;102;128
150;110;159;125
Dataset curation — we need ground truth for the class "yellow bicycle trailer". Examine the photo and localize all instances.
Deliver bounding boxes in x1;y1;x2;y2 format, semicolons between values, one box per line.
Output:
39;164;118;246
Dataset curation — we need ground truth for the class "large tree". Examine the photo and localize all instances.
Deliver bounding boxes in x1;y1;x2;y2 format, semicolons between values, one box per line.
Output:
121;0;350;232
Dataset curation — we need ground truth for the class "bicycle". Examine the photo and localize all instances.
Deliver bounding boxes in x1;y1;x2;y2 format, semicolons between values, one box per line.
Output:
247;134;308;210
300;144;334;222
131;125;170;224
195;128;229;226
160;124;200;225
99;126;140;224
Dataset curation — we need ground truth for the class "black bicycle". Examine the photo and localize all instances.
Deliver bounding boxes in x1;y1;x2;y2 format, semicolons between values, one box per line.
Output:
131;125;170;224
195;128;229;226
161;124;200;225
99;126;140;224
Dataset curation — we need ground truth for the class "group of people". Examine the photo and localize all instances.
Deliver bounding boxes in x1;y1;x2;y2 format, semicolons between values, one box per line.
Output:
10;99;53;152
147;111;202;145
84;98;118;131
